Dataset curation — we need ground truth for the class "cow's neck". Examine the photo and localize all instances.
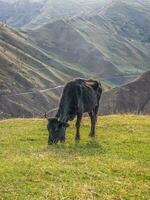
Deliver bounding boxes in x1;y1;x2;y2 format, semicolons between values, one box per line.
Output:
56;110;69;123
56;102;70;123
55;87;72;122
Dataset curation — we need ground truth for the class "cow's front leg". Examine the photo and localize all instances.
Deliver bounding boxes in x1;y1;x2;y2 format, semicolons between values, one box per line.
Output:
89;111;96;137
75;113;82;141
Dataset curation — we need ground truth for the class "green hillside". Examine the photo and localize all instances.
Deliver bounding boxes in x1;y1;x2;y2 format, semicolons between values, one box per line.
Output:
0;115;150;199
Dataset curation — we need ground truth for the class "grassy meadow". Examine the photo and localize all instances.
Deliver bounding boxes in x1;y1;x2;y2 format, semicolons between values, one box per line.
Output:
0;115;150;200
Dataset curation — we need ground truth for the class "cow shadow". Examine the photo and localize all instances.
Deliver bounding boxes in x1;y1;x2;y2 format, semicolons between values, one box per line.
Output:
47;139;105;156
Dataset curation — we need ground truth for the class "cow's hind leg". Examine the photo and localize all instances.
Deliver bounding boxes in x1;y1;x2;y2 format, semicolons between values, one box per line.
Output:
94;105;99;122
75;113;82;141
89;111;96;137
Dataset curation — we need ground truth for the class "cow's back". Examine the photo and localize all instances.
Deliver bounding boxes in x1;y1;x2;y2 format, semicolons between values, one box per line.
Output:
66;79;101;113
57;79;102;121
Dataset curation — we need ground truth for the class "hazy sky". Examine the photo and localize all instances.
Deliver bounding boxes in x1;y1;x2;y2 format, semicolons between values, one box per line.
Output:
2;0;43;2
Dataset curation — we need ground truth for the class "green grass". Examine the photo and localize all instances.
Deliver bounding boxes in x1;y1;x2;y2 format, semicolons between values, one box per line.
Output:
0;115;150;200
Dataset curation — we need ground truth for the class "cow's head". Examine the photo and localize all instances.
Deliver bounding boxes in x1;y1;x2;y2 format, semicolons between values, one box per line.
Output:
47;118;69;145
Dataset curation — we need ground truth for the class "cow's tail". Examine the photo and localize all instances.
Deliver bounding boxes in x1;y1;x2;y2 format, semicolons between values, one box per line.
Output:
93;81;102;121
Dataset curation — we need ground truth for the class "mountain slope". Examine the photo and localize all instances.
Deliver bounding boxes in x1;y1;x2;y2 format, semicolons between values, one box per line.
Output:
26;0;150;85
99;71;150;115
1;0;150;83
102;0;150;43
79;14;150;73
0;0;150;118
0;0;109;29
29;20;122;79
24;0;109;29
1;23;114;119
0;23;86;118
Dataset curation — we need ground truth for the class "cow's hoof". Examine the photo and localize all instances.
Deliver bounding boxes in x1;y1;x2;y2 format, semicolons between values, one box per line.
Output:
75;137;80;142
60;140;65;144
89;134;95;138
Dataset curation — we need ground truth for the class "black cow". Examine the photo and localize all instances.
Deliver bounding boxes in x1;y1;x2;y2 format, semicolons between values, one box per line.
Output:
47;78;102;144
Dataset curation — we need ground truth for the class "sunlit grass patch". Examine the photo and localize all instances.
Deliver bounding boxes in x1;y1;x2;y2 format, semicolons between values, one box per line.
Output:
0;115;150;199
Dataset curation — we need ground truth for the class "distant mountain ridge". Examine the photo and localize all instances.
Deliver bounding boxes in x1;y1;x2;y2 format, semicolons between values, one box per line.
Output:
0;0;45;27
100;71;150;115
0;0;150;80
28;2;150;84
0;0;105;28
